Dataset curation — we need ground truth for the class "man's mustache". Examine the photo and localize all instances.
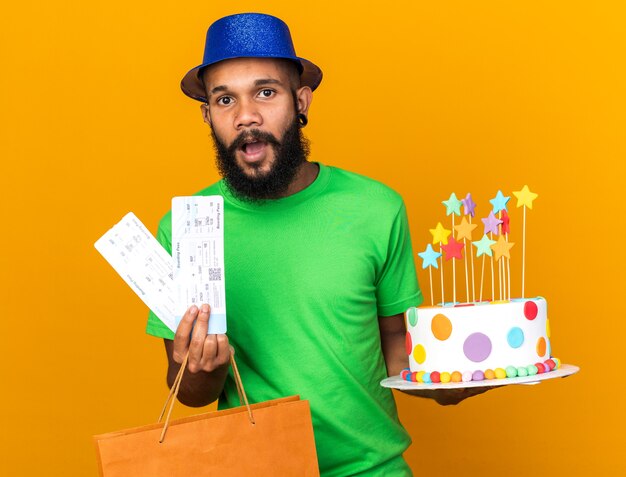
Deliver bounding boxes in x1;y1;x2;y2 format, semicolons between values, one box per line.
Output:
227;129;281;155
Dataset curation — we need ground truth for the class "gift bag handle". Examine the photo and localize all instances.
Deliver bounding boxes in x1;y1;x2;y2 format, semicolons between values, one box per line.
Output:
158;350;255;443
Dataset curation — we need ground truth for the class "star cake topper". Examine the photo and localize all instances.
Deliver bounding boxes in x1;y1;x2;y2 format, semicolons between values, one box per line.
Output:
418;244;442;269
512;185;539;209
429;222;452;245
490;235;515;261
481;212;503;235
454;217;478;241
442;236;465;261
500;209;510;235
442;193;463;217
472;234;497;257
462;193;477;217
489;190;511;214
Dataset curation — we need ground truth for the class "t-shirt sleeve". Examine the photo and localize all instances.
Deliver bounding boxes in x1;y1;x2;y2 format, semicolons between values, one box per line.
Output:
375;201;423;316
146;211;176;340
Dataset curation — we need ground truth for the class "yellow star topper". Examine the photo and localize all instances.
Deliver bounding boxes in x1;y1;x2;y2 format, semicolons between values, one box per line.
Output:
429;222;452;245
454;217;478;241
512;185;539;209
490;235;515;261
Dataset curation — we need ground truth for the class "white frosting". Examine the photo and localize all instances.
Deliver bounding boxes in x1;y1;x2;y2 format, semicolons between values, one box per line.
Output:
406;298;550;373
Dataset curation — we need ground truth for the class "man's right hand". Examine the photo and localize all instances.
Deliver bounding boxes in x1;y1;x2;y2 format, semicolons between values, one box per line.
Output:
164;304;232;407
173;304;231;373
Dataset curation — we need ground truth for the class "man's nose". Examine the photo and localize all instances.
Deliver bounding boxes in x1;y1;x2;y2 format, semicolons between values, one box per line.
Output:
234;99;262;129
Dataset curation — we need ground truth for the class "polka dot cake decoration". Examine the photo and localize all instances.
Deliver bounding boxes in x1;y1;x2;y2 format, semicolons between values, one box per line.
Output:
507;327;524;348
431;314;452;340
463;332;492;363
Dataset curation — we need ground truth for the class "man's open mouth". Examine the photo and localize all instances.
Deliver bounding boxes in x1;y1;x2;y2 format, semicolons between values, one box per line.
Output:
238;138;270;162
241;139;266;155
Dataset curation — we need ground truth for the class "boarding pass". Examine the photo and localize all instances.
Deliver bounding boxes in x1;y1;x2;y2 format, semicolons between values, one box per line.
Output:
94;196;226;334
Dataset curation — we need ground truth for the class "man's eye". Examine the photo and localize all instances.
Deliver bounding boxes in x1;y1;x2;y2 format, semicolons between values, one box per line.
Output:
259;89;274;98
217;97;232;105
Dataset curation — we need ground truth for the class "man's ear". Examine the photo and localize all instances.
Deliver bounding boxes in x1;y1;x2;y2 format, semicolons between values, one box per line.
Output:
200;103;212;127
295;86;313;117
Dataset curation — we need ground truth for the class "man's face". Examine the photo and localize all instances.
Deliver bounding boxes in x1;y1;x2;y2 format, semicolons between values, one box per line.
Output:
201;58;312;201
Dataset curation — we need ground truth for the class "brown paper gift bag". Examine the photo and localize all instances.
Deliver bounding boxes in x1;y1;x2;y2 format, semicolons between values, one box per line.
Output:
94;353;320;476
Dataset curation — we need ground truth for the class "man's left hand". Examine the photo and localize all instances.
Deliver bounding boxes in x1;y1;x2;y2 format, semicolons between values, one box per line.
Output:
401;385;501;405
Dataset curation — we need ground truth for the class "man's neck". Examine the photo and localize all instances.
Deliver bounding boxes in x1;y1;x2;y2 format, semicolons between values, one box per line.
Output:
279;161;320;198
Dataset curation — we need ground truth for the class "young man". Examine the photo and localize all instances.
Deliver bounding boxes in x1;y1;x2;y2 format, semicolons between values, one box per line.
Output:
147;13;485;476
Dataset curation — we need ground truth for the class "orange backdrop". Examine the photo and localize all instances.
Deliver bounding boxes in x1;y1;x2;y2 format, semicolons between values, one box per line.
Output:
1;1;624;475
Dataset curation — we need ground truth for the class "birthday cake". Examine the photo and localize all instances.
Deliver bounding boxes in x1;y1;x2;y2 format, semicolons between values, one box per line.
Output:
403;298;558;383
402;188;560;384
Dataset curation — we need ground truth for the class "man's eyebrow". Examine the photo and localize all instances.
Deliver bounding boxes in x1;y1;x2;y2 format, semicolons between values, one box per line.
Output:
208;85;228;97
253;78;283;87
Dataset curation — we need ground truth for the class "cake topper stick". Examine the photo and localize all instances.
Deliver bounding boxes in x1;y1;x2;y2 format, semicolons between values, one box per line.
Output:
463;238;469;302
451;235;456;304
490;234;495;301
506;234;511;301
522;206;526;297
462;193;478;303
457;221;469;303
440;251;444;305
490;236;515;288
430;266;434;306
503;242;508;300
480;255;486;302
500;242;509;301
497;215;503;301
499;253;503;300
442;237;465;304
498;213;504;301
507;250;511;300
490;191;510;302
469;216;476;302
454;216;476;304
501;209;512;300
472;234;495;302
443;194;462;304
512;186;538;297
430;222;451;305
418;244;441;306
482;211;502;302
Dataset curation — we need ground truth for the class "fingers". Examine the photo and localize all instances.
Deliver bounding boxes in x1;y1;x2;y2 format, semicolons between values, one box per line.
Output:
173;303;230;374
172;305;200;363
199;334;231;372
435;385;501;405
216;335;231;364
459;385;498;397
188;304;211;366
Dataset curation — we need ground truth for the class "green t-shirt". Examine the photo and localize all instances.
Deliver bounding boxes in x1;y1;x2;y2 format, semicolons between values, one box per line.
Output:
147;163;423;476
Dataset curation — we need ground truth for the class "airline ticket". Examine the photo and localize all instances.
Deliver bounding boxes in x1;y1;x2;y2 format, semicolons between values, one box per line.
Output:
171;196;227;334
94;212;178;332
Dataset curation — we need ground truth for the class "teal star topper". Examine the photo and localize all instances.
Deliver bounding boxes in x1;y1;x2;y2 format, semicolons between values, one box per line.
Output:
442;192;463;216
489;190;511;214
472;234;497;257
418;244;442;269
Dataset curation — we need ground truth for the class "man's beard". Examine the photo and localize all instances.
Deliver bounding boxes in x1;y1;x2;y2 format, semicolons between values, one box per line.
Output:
211;118;310;203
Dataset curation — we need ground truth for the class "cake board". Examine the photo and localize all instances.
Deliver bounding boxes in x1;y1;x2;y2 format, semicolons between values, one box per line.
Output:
381;364;579;390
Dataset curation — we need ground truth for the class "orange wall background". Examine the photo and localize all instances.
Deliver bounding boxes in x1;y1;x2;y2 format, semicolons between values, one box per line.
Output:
1;1;624;475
